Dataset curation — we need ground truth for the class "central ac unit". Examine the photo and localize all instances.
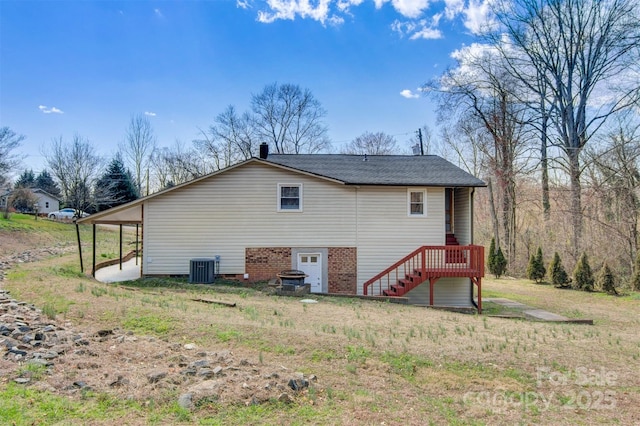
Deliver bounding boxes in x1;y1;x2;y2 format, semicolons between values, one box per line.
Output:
189;258;215;284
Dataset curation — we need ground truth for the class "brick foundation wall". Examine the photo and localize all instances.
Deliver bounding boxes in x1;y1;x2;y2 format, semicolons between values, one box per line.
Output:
245;246;357;294
245;247;291;282
328;247;357;294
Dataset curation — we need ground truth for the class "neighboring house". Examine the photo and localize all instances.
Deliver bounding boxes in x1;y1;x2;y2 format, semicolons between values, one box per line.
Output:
32;188;60;214
0;188;60;214
79;148;486;310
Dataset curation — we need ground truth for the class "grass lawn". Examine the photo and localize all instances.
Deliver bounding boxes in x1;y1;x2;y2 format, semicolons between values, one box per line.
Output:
1;215;639;425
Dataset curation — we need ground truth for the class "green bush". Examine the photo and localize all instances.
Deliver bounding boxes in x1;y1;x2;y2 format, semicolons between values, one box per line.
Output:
548;252;570;287
573;252;594;292
527;247;546;283
492;246;507;279
597;263;618;295
488;238;496;274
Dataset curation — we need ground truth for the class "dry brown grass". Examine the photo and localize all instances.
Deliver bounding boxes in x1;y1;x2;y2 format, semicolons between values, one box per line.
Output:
1;224;639;424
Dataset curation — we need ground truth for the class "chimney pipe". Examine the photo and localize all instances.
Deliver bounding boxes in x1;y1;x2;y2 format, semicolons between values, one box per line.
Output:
259;142;269;159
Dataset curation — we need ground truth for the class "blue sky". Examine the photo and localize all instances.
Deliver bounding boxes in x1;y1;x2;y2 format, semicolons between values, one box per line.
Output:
0;0;492;173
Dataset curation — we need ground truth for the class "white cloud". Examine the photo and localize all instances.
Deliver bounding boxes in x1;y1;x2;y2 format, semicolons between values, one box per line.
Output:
410;25;442;40
144;111;157;117
257;0;333;24
391;0;430;19
463;0;496;35
400;89;420;99
154;8;164;19
38;105;64;114
444;0;464;19
251;0;495;39
392;15;442;39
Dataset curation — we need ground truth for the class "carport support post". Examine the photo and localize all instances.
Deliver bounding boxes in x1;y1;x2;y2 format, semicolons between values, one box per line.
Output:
92;224;96;277
119;224;123;270
135;224;139;265
75;222;83;273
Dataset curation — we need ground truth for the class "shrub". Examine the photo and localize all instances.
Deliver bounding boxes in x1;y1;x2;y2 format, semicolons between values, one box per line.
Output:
527;247;546;283
548;252;570;287
487;238;496;274
492;246;507;279
573;252;594;292
597;262;618;295
631;252;640;292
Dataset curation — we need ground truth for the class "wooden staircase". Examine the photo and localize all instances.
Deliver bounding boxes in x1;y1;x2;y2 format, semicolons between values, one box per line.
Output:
363;243;485;312
384;268;424;297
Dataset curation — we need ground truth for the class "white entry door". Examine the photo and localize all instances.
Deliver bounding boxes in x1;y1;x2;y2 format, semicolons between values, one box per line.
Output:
297;253;322;293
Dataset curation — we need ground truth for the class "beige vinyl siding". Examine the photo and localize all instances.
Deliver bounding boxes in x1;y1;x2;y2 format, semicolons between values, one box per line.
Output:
356;186;444;295
143;163;356;275
404;278;472;307
454;188;471;245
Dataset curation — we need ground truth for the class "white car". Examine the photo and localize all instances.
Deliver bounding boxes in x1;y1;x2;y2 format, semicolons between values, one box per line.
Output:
48;208;89;220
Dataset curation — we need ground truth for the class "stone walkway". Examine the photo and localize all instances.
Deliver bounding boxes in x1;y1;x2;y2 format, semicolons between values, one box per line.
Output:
484;297;593;324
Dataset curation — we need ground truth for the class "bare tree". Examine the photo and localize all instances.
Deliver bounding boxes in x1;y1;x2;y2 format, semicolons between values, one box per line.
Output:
428;46;530;267
585;114;640;272
252;83;331;154
150;141;209;191
121;114;156;197
341;131;399;155
0;127;25;189
195;105;257;170
45;135;103;214
491;0;640;256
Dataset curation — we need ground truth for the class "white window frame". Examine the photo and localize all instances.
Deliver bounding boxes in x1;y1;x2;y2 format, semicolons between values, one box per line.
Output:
277;183;303;212
407;188;427;217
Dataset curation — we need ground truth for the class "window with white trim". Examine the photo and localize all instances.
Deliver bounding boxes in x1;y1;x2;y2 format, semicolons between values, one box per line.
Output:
408;188;426;216
278;183;303;212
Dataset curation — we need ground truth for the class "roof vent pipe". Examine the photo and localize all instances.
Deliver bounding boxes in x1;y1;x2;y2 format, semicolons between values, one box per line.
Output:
259;142;269;159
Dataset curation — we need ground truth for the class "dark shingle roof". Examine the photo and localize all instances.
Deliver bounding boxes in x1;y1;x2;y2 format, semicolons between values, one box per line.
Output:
265;154;486;187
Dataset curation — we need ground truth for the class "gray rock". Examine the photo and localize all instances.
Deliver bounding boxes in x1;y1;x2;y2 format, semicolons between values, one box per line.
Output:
177;393;193;410
288;377;309;391
278;393;294;404
147;371;168;383
191;359;210;368
197;368;216;378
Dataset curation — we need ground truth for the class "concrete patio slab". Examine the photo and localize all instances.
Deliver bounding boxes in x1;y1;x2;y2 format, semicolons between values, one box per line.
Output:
95;257;141;283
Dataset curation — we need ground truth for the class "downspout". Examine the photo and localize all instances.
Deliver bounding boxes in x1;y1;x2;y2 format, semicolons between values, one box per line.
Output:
470;187;477;309
119;224;123;270
92;224;96;277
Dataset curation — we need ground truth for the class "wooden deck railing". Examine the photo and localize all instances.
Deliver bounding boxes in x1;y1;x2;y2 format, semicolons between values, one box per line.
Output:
363;245;484;296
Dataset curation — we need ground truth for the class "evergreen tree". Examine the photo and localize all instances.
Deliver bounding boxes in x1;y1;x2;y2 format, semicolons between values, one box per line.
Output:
573;252;594;292
527;247;546;283
493;246;507;278
488;237;497;275
632;251;640;292
14;169;36;188
35;170;61;197
94;154;138;211
548;252;570;287
597;263;618;295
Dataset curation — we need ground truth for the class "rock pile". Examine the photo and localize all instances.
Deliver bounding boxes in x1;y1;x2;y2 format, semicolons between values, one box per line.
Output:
1;248;318;408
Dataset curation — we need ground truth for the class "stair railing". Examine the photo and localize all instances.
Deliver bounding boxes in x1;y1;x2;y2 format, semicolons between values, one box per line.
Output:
363;245;484;296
